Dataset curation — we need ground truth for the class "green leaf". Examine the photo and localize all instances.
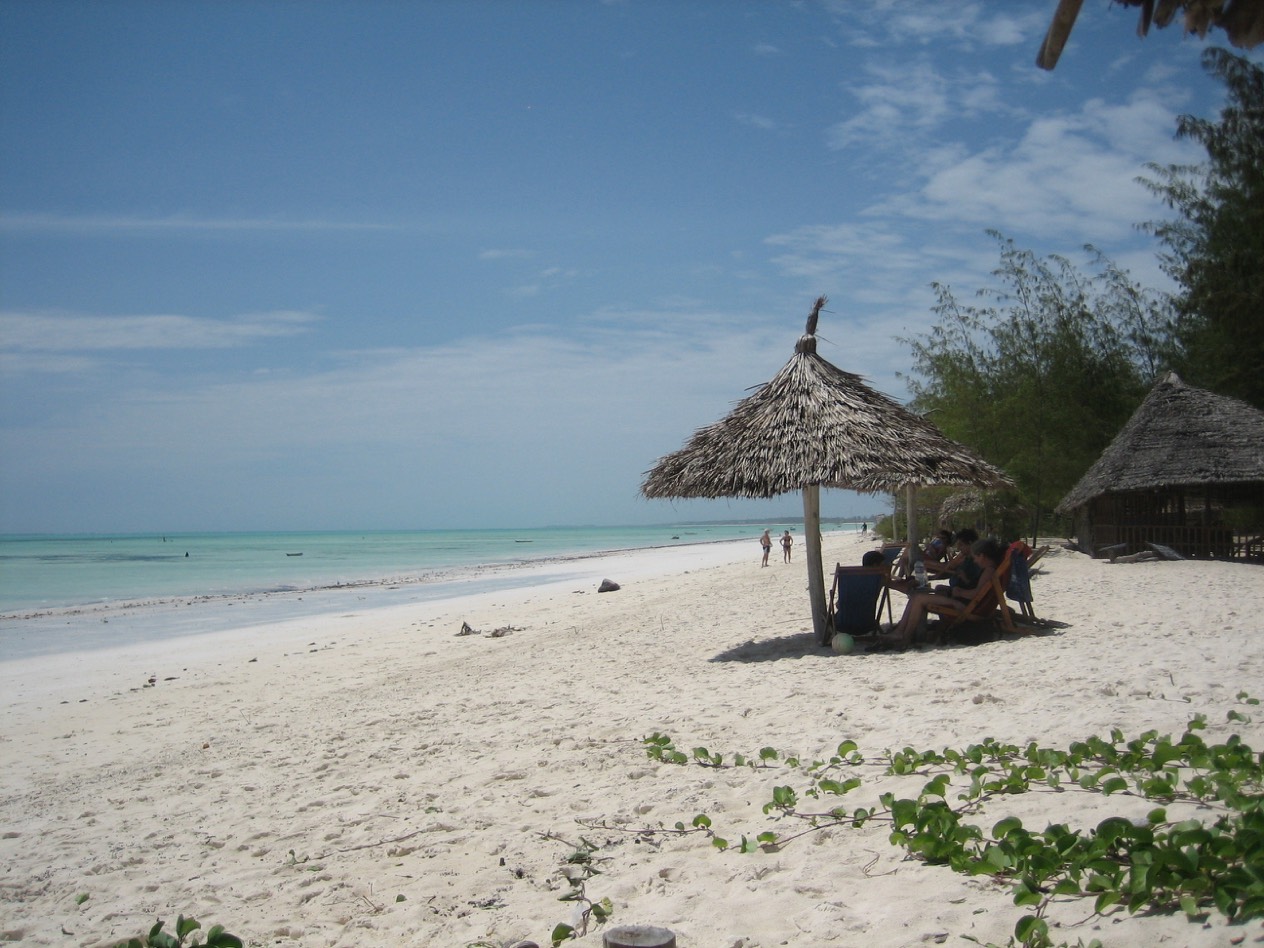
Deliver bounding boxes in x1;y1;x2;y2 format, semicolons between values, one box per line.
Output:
1094;890;1121;914
1013;881;1043;907
837;739;858;757
993;816;1023;838
176;916;201;940
772;785;797;808
691;813;712;828
1014;915;1047;943
550;922;575;946
921;774;950;799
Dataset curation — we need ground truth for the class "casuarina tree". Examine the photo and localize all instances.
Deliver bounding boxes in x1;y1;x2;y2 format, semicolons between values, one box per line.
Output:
1141;48;1264;410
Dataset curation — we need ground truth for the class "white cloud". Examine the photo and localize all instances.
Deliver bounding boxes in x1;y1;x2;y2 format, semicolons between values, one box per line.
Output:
0;310;318;356
827;1;1047;51
734;111;779;131
0;307;835;530
479;248;534;260
884;89;1204;242
827;61;1011;150
0;213;395;234
506;265;581;298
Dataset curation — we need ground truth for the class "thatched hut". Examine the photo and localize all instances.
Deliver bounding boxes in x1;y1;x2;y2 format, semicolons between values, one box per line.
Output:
641;297;1012;643
1055;372;1264;559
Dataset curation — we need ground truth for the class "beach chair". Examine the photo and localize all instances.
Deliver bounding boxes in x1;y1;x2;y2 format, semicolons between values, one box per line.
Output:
881;543;907;580
828;565;891;638
1006;543;1037;623
1026;545;1051;571
926;551;1017;636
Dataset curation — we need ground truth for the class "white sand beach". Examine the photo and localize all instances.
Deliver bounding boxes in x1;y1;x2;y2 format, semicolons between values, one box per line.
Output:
2;531;1263;947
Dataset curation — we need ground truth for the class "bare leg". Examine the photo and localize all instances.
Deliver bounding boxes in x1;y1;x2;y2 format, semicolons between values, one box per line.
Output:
891;591;957;643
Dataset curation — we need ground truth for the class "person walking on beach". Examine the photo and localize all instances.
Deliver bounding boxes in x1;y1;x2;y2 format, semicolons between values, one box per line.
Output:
781;530;793;563
760;529;772;567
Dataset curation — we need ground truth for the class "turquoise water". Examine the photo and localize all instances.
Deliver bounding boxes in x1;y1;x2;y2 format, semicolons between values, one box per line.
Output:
0;521;856;615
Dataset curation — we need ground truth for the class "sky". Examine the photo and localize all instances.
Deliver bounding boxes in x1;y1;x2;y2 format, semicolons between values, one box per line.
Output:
0;0;1256;535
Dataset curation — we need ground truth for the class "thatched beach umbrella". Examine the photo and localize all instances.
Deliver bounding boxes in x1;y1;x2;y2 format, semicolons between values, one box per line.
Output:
641;297;1013;644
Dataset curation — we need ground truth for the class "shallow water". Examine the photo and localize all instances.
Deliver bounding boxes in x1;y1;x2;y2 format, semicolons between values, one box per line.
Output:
0;521;861;660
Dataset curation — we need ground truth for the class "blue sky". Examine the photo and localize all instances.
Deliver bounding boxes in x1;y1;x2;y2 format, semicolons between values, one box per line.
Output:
0;1;1253;534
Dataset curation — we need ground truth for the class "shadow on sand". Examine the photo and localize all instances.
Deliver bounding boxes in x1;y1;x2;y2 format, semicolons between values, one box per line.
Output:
710;630;825;663
710;619;1070;663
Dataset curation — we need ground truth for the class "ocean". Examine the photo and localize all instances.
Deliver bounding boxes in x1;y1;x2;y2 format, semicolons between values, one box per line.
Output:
0;521;861;660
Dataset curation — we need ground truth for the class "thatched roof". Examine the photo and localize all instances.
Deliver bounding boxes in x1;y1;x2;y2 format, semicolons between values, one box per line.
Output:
1056;371;1264;513
938;489;1030;524
1037;0;1264;70
641;298;1013;500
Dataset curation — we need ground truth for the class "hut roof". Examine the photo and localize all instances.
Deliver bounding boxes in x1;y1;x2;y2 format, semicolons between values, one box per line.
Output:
1037;0;1264;70
641;301;1012;500
938;489;1030;524
1056;372;1264;513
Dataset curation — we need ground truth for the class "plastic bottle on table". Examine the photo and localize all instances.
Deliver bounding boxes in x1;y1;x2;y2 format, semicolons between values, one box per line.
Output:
913;559;927;588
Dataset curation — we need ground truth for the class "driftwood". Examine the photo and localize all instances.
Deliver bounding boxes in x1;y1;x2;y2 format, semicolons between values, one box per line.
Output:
1112;551;1162;564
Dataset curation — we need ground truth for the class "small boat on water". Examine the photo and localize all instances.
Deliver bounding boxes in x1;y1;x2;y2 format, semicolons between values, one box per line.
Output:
286;552;303;556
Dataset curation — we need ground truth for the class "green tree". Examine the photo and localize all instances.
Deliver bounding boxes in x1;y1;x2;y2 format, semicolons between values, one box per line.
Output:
901;233;1171;537
1141;48;1264;409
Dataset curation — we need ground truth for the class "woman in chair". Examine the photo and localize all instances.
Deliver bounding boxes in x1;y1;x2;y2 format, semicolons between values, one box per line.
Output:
924;527;980;589
885;538;1004;646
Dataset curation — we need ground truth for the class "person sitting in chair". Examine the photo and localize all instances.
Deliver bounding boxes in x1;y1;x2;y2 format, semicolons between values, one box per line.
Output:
894;529;954;579
925;528;980;590
885;538;1004;646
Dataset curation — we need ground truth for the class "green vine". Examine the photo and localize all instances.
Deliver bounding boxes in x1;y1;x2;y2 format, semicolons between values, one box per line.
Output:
641;694;1264;947
114;915;242;948
537;832;614;946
